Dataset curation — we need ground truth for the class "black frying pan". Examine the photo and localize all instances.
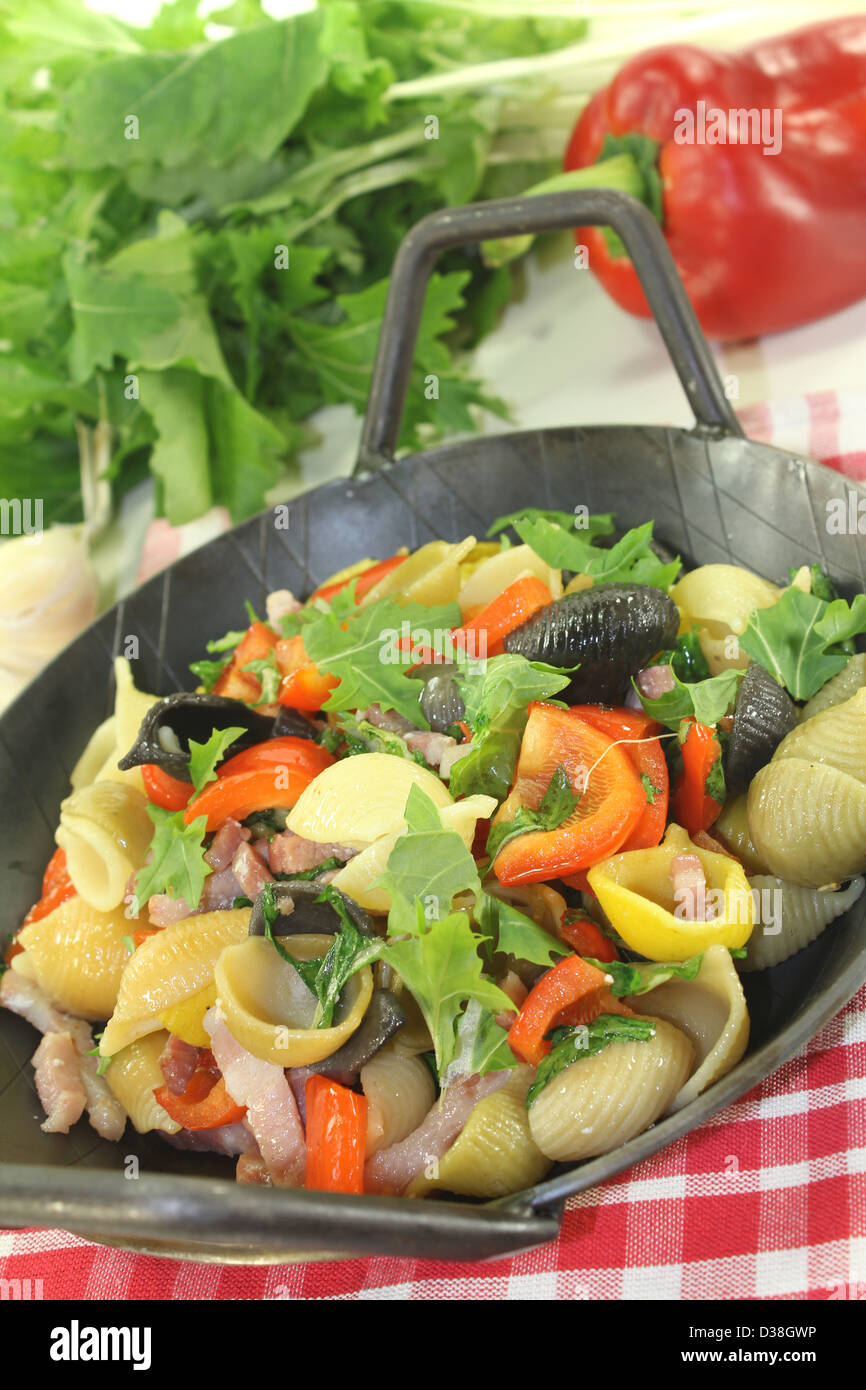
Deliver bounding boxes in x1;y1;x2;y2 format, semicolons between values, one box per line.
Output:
1;191;864;1263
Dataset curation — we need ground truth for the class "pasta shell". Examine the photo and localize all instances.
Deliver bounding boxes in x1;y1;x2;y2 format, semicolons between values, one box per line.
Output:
105;1032;181;1134
747;758;866;887
802;653;866;721
97;657;159;794
770;688;866;788
287;752;452;848
528;1017;693;1163
741;874;865;971
362;1049;437;1155
458;544;562;614
713;794;770;875
15;895;132;1021
215;933;373;1066
361;537;476;608
70;715;118;792
409;1066;552;1198
99;906;251;1056
56;780;152;912
670;565;781;675
634;943;749;1110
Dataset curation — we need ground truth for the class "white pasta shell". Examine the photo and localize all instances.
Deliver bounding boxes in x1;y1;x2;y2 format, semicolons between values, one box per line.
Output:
671;564;781;674
410;1066;551;1198
635;943;749;1110
528;1018;693;1163
742;875;865;971
801;654;866;721
96;657;160;794
332;794;496;911
15;895;132;1021
747;758;866;887
771;688;866;787
105;1032;180;1134
287;752;453;848
99;906;251;1057
70;715;118;792
56;780;152;912
362;1050;437;1155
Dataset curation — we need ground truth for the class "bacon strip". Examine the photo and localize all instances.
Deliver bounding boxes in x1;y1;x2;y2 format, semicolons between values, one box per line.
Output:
32;1031;87;1134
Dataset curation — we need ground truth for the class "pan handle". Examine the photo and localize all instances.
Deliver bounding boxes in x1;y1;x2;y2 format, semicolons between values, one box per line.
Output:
355;188;742;472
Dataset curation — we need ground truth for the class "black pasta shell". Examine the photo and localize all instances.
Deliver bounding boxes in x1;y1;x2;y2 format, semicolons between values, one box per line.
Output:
293;990;406;1087
504;583;680;704
247;879;377;939
117;692;278;780
724;662;799;792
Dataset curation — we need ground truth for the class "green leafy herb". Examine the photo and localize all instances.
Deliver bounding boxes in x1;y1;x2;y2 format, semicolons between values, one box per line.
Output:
740;587;866;701
187;726;246;794
299;593;461;726
704;747;727;805
122;935;135;955
277;856;343;882
657;627;710;683
260;882;381;1028
788;563;840;604
641;772;662;804
131;806;211;911
85;1040;113;1077
635;666;741;730
244;599;262;625
206;629;247;655
526;1015;657;1107
376;784;481;935
514;518;681;590
486;508;615;541
241;650;282;705
326;713;426;764
232;895;253;909
189;657;229;692
476;892;569;969
585;953;704;997
442;998;515;1085
485;764;576;861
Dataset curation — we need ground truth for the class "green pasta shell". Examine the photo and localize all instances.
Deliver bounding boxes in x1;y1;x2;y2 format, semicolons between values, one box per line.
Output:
747;758;866;887
742;875;865;971
801;654;866;722
771;688;866;787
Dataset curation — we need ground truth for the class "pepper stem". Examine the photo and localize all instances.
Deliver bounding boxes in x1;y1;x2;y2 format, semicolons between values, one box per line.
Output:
480;134;662;268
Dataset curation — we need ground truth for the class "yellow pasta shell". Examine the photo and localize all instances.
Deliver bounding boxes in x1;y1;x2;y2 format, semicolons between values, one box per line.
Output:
99;906;251;1056
747;758;866;887
770;688;866;787
331;794;496;911
97;657;159;794
287;752;453;848
713;794;770;875
528;1017;693;1163
742;874;865;971
15;895;132;1021
635;943;749;1110
215;933;373;1065
362;1049;437;1155
158;982;218;1046
409;1067;551;1199
56;780;152;912
70;715;118;792
105;1031;180;1134
458;543;562;614
801;654;866;722
361;537;476;608
671;565;780;675
587;824;754;960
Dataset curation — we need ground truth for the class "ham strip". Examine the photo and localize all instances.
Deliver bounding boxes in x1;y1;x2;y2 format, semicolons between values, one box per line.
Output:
364;1072;510;1196
32;1031;87;1134
404;730;458;771
670;852;719;921
636;664;677;699
163;1123;254;1155
1;971;126;1140
268;831;354;876
205;818;250;871
204;1008;305;1187
159;1034;205;1096
231;842;273;899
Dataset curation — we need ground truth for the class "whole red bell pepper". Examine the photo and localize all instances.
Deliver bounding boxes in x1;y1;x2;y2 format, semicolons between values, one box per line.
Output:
564;16;866;339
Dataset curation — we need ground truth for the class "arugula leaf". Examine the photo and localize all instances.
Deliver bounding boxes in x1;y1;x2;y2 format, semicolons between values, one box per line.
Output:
300;593;461;726
476;892;568;969
448;729;521;803
657;627;710;683
486;508;615;541
485;764;576;861
325;713;426;765
641;772;662;804
279;856;343;882
585;954;704;997
131;806;211;910
789;563;840;604
376;784;481;935
704;746;727;805
442;998;515;1085
381;910;512;1077
514;518;681;590
206;629;246;654
241;650;282;706
636;666;741;731
187;726;246;794
740;587;866;701
526;1015;657;1107
189;658;229;692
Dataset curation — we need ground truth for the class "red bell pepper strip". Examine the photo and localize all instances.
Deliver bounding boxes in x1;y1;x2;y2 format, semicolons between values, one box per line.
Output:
310;553;407;605
672;719;723;837
559;910;619;964
274;635;339;712
563;17;866;340
492;703;645;886
132;927;160;950
154;1071;246;1131
215;736;334;781
304;1075;367;1195
507;953;631;1066
563;705;669;893
213;621;279;705
452;575;552;660
21;848;76;926
142;763;191;811
183;764;326;833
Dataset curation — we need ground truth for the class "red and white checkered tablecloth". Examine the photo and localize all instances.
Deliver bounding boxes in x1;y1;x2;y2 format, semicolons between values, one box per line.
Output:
2;390;865;1300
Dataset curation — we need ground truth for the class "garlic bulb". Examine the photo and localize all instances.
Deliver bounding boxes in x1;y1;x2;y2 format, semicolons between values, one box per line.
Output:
0;526;98;711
